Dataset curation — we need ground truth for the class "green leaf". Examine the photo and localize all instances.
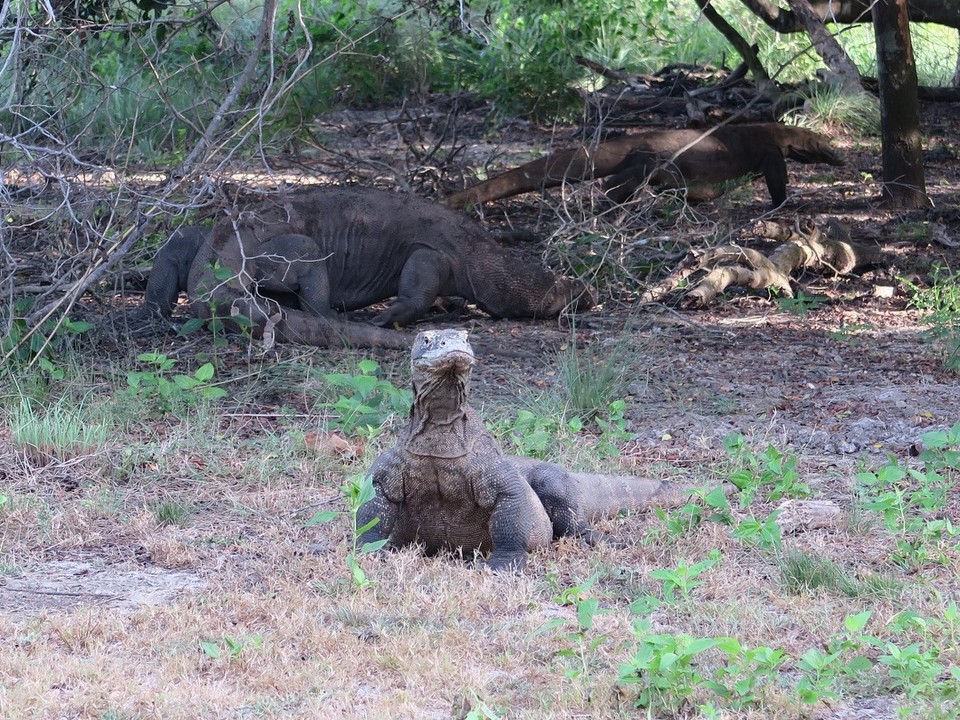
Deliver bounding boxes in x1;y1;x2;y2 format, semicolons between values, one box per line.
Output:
199;640;221;659
357;359;379;375
194;363;215;382
360;539;388;554
844;655;874;672
355;517;380;537
576;598;600;630
687;637;721;655
531;618;567;637
628;595;661;615
177;317;206;336
173;374;201;390
844;610;873;633
305;510;338;526
65;319;94;333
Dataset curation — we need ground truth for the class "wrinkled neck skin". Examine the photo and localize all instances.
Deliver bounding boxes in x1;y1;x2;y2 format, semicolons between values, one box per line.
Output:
405;363;472;458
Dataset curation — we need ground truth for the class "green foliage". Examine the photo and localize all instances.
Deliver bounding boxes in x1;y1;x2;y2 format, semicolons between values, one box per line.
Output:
436;0;638;119
778;549;902;600
723;434;811;505
731;510;782;551
493;409;571;458
533;575;609;687
320;359;412;438
154;499;192;528
904;265;960;371
775;290;826;317
559;338;628;422
646;484;732;544
123;353;228;414
785;84;881;136
490;399;629;460
649;549;721;603
619;619;729;714
856;432;960;568
199;634;263;661
10;396;110;462
306;473;387;589
617;607;960;715
1;298;93;379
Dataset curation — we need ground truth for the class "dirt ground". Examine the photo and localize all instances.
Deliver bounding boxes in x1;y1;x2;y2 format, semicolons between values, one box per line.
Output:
3;88;960;718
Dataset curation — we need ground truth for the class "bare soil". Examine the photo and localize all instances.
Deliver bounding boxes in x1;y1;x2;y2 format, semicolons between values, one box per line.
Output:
2;93;959;719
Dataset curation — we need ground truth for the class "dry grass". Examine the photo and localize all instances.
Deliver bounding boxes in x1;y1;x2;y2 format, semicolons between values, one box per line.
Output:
1;321;959;720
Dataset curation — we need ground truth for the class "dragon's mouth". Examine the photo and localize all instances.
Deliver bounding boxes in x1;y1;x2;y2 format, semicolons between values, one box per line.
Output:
415;350;475;374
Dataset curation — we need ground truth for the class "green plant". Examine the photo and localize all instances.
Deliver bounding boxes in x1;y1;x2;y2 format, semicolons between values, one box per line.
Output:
176;262;254;347
785;83;881;135
874;640;944;700
795;646;846;704
199;634;264;660
559;337;628;421
707;640;788;711
618;620;726;714
123;353;228;413
778;550;902;600
307;473;387;588
723;434;811;505
593;399;633;458
904;264;960;371
1;298;94;377
856;450;958;568
775;290;826;317
649;549;721;603
492;409;567;458
646;484;732;544
10;396;110;463
320;359;412;438
462;693;504;720
533;575;609;688
731;510;783;551
779;549;855;597
154;500;192;528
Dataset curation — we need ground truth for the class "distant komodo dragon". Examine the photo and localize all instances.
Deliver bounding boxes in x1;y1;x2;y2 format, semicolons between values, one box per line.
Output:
357;329;698;571
446;123;844;210
136;186;597;348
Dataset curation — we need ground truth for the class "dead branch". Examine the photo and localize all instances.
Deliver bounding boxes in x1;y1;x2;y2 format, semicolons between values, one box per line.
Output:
645;218;881;307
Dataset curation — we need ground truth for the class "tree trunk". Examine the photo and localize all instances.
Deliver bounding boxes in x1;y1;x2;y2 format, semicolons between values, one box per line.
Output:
692;0;771;84
872;0;928;208
738;0;960;32
953;30;960;86
784;0;864;93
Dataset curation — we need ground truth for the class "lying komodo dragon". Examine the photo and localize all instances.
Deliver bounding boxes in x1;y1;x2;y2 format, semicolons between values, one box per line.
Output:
357;329;696;571
446;123;844;210
136;186;596;347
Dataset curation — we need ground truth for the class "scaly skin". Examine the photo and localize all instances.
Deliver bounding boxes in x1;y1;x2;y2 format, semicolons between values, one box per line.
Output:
136;187;597;348
358;329;697;571
446;123;844;210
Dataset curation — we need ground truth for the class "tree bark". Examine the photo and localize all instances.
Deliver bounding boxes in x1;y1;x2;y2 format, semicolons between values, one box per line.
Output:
692;0;771;83
783;0;864;92
739;0;960;32
872;0;928;208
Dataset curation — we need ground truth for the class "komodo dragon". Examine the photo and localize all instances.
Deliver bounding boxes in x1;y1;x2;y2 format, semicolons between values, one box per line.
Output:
446;123;844;210
357;329;694;571
137;187;596;347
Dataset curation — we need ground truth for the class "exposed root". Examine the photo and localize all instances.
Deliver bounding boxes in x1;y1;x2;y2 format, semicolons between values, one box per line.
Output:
644;218;882;307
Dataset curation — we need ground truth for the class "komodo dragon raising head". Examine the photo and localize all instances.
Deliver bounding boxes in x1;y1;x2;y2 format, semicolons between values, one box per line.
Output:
356;329;705;571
